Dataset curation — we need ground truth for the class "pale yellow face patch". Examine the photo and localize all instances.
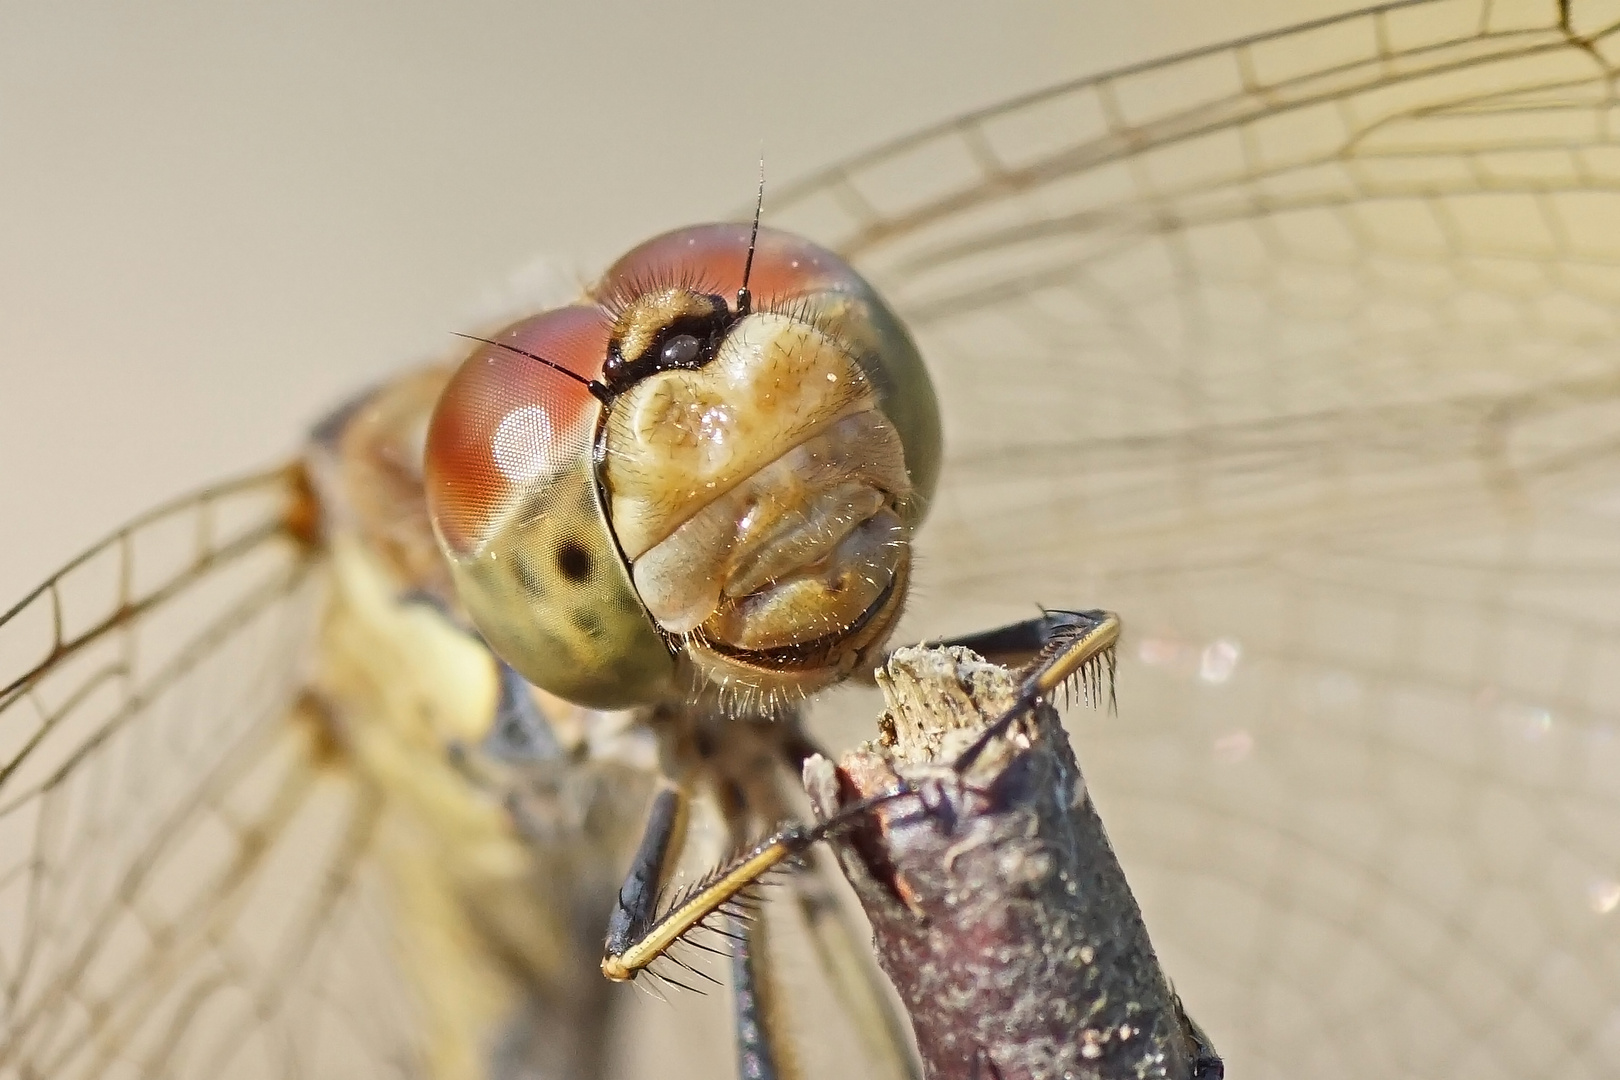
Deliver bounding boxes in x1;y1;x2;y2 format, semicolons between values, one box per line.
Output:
600;310;916;697
603;311;885;559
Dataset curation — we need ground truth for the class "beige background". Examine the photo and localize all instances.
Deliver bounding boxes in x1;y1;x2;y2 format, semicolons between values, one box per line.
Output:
0;3;1369;1076
0;0;1359;604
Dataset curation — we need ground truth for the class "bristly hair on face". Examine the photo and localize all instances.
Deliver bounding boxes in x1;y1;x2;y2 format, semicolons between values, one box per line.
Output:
590;264;730;324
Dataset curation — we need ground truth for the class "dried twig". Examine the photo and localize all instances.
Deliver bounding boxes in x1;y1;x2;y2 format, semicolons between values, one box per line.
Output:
804;646;1218;1080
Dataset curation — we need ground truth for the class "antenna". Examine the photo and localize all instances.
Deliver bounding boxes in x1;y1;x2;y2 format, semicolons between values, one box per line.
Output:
452;333;613;404
736;157;765;317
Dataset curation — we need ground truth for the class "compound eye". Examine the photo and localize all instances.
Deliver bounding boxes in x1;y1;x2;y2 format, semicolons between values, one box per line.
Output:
424;305;678;708
660;333;702;368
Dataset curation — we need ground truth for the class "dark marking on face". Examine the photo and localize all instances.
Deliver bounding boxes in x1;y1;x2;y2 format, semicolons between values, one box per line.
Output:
601;289;735;393
557;540;593;583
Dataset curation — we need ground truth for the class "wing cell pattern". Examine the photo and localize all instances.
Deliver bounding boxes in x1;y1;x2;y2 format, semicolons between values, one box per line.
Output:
9;4;1620;1077
0;470;425;1079
774;3;1620;1077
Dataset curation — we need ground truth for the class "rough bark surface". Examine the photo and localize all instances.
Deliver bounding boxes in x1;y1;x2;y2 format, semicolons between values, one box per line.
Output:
805;646;1202;1080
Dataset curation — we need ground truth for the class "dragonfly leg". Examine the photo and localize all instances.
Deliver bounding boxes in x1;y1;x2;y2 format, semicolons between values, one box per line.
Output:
921;608;1119;695
600;814;820;982
599;613;1121;979
756;743;919;1080
923;608;1120;772
1176;993;1225;1080
779;848;919;1080
597;613;1121;1057
722;815;801;1080
482;661;566;762
597;747;804;1076
601;781;693;982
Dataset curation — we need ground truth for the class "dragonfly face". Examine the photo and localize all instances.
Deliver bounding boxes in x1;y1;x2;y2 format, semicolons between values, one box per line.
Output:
5;3;1620;1079
423;224;941;711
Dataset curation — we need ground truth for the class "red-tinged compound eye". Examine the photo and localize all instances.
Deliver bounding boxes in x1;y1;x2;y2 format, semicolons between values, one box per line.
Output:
424;305;610;558
596;223;861;313
424;303;678;709
598;222;942;513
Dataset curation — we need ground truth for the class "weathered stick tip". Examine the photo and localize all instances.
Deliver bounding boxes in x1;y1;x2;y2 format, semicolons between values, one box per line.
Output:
807;643;1216;1080
868;645;1028;764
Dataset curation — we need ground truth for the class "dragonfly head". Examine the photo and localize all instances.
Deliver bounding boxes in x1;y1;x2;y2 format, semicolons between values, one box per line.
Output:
425;224;941;710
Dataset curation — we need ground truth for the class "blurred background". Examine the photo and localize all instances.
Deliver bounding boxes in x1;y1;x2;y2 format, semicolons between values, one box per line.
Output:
8;2;1584;1078
0;0;1350;605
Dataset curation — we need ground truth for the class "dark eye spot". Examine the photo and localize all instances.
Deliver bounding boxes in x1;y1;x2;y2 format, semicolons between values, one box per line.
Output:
660;333;701;367
557;541;592;583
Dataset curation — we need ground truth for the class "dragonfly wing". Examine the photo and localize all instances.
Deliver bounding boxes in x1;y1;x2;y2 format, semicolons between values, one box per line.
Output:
773;3;1620;1077
0;468;428;1079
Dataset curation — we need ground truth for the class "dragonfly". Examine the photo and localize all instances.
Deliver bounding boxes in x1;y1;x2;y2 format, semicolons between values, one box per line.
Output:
5;1;1620;1077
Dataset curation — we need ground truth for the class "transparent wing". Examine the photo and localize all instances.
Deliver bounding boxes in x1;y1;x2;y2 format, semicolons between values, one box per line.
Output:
775;3;1620;1077
0;468;427;1080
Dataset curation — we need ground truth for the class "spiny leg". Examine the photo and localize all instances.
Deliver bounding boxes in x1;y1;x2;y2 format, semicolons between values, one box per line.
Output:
601;805;819;983
917;608;1109;670
929;608;1119;771
598;610;1122;986
760;741;919;1080
599;767;807;1079
718;800;801;1080
731;909;799;1080
601;781;694;983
